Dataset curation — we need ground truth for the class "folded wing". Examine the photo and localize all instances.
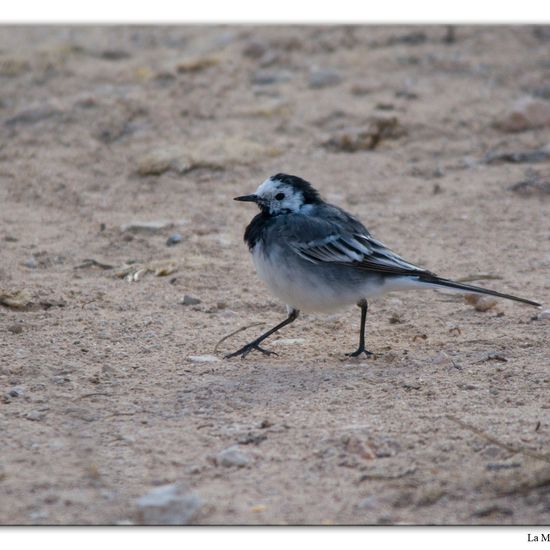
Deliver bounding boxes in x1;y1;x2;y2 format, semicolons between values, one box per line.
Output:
284;206;433;277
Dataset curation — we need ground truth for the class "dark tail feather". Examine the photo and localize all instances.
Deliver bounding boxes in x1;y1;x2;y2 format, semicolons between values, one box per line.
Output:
424;276;541;307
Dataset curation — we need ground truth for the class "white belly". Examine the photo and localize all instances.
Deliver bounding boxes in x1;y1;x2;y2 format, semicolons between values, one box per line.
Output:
250;243;430;313
251;243;370;313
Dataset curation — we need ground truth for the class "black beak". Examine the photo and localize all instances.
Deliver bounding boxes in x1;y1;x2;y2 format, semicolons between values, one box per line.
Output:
234;194;259;203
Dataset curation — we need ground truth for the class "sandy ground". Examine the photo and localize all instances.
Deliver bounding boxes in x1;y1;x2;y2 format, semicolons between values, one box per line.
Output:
1;25;549;525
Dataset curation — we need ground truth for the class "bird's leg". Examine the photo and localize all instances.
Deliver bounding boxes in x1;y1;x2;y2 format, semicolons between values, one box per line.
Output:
347;299;373;357
225;309;300;359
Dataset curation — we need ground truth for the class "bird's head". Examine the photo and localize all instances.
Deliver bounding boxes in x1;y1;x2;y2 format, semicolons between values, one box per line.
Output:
234;173;321;215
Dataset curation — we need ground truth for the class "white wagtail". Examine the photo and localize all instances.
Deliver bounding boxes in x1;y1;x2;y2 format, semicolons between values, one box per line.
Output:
226;173;541;359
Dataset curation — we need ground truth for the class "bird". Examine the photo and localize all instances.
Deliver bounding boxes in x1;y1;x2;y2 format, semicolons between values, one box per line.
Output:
226;173;541;359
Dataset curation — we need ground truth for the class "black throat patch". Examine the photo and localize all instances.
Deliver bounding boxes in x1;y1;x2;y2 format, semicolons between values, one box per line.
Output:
244;211;272;250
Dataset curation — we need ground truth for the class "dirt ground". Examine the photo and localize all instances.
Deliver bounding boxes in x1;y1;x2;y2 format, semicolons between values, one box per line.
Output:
1;25;549;525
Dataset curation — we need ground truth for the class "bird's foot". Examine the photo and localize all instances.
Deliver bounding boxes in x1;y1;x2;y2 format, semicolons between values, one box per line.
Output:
346;347;373;358
225;341;278;359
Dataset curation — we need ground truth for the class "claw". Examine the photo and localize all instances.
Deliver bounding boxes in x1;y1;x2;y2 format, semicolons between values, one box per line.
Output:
346;347;373;358
225;342;278;359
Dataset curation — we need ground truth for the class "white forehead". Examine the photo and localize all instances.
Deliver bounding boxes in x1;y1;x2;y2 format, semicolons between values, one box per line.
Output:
255;177;282;196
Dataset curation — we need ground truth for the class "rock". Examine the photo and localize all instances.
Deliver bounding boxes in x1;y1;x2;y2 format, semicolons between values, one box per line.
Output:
166;233;183;246
464;294;497;312
176;55;220;73
238;98;290;118
357;496;380;510
535;309;550;321
251;69;293;85
431;351;454;367
64;407;98;422
120;220;175;234
258;50;283;68
388;313;403;324
250;504;267;513
350;82;373;96
187;464;202;475
242;39;268;59
137;484;202;525
7;324;23;334
323;118;405;152
29;510;49;521
217;446;250;467
8;386;24;397
189;355;219;363
497;96;550;132
26;410;46;422
100;49;131;60
137;147;193;176
23;258;38;269
309;68;342;89
138;138;280;176
181;295;201;306
342;435;376;460
0;288;32;309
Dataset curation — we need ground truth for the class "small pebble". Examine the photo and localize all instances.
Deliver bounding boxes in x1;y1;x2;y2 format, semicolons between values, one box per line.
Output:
323;118;404;152
242;39;268;59
7;324;23;334
357;496;380;510
497;96;550;132
350;82;373;96
26;410;46;421
189;355;219;363
251;504;267;513
29;510;49;520
181;295;201;306
23;258;38;269
217;446;250;467
431;351;452;366
309;68;342;89
166;233;183;246
8;386;24;397
464;294;497;312
100;49;130;60
535;309;550;321
251;69;292;85
137;484;202;525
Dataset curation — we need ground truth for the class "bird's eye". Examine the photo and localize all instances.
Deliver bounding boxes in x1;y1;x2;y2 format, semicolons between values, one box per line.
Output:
275;193;285;200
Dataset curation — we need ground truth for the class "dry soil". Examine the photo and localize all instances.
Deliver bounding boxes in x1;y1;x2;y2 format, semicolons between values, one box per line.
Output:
0;25;549;525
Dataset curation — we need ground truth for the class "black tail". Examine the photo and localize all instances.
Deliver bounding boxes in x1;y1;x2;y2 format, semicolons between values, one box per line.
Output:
424;276;541;307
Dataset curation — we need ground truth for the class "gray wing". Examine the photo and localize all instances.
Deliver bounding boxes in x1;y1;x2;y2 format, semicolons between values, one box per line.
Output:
282;205;433;277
